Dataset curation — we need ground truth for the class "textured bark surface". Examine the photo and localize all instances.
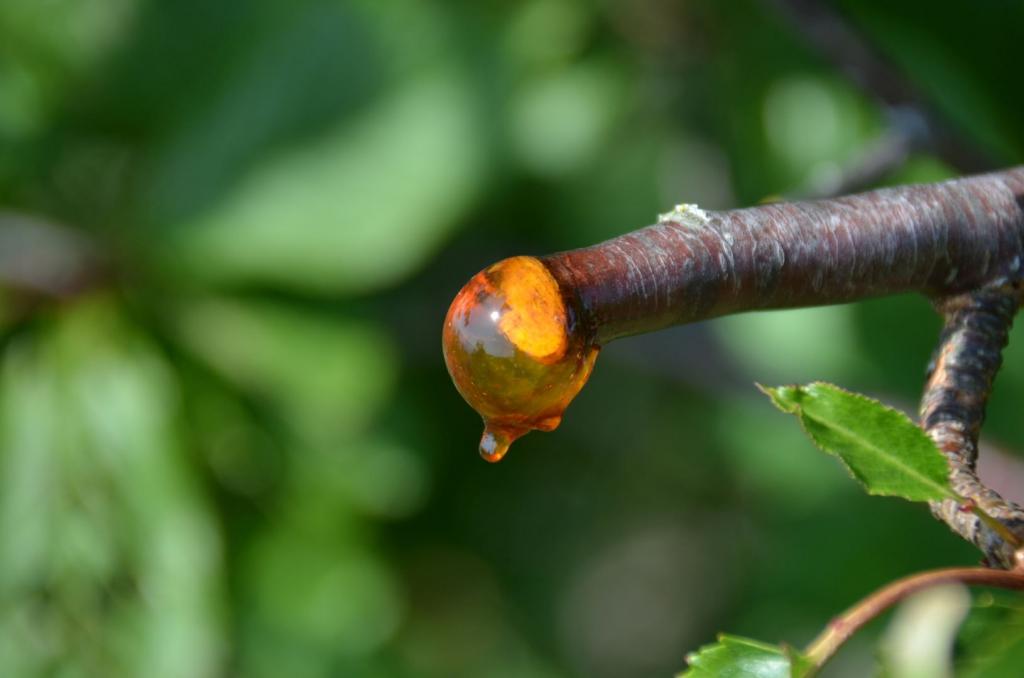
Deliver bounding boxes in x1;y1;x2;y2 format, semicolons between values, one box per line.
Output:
544;167;1024;343
923;283;1024;568
540;167;1024;566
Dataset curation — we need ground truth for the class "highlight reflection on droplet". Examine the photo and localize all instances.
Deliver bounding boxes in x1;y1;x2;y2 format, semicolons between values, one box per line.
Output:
480;425;515;462
443;256;599;461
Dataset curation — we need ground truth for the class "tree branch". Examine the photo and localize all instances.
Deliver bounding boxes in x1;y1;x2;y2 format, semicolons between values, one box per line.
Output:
537;167;1024;562
923;283;1024;568
544;167;1024;343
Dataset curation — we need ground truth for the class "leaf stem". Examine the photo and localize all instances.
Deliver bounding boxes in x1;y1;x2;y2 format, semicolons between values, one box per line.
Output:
803;567;1024;671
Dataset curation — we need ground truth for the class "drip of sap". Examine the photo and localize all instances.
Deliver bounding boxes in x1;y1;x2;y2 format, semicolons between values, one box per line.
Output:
443;256;599;461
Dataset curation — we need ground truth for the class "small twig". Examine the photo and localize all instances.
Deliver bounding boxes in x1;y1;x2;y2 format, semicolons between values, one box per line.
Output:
922;283;1024;568
793;127;911;200
792;108;925;200
803;567;1024;670
763;0;994;173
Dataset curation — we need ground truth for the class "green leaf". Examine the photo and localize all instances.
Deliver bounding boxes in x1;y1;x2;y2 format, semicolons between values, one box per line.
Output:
786;647;816;677
0;298;224;676
954;592;1024;677
682;634;813;678
879;584;970;678
760;382;955;503
163;68;485;295
174;297;397;443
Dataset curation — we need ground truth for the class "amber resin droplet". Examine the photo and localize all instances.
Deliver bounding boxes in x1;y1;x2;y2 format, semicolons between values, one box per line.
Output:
443;256;599;462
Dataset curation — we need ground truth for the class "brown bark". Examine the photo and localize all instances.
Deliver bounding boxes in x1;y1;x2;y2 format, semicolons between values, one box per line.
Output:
923;283;1024;567
540;167;1024;565
543;167;1024;344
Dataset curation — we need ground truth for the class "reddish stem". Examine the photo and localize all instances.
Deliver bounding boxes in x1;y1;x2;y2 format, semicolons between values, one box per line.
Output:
803;566;1024;669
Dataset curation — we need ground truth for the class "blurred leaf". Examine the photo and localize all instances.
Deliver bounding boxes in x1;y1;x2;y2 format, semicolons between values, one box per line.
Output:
954;592;1024;678
682;634;812;677
175;298;397;442
141;1;381;225
335;439;430;520
509;59;625;177
164;68;485;295
715;305;865;384
960;633;1024;678
184;370;284;498
562;122;664;244
0;298;224;677
762;75;876;177
850;293;941;403
715;395;851;512
0;61;46;140
0;0;137;72
504;0;592;68
243;533;402;656
879;584;969;678
760;383;954;503
0;0;138;147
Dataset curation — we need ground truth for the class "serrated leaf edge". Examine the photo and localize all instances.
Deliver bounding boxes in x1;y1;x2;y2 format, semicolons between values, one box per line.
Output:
760;381;956;503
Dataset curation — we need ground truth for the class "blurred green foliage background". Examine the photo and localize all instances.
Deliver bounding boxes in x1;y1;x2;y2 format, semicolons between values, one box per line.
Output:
2;0;1024;676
